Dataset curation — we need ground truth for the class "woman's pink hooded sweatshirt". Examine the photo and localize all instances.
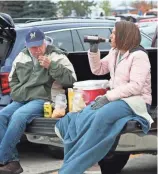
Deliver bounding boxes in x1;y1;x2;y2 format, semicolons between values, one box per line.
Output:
88;48;152;105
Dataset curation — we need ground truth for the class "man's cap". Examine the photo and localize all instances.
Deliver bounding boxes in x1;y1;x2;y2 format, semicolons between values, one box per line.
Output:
25;27;45;48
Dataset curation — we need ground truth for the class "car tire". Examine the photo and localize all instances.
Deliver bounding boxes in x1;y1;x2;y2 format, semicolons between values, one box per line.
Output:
98;153;130;174
47;145;64;159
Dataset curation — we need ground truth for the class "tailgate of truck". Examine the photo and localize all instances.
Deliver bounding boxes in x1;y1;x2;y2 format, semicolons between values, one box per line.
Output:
26;107;157;135
26;117;59;136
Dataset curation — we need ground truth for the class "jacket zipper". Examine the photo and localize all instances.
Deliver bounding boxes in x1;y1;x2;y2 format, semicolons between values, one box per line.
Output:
112;52;124;89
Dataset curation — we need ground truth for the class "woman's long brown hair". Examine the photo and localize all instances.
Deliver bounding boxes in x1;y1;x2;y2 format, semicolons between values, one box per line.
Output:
115;21;141;51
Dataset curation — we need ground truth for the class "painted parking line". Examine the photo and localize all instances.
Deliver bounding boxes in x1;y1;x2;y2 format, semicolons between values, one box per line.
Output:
50;164;101;174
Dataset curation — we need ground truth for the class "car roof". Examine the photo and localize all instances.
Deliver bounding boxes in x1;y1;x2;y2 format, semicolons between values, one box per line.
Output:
139;17;158;22
15;19;115;29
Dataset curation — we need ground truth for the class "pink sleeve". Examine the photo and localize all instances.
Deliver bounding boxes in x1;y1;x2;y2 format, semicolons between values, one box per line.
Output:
88;50;110;75
106;51;151;101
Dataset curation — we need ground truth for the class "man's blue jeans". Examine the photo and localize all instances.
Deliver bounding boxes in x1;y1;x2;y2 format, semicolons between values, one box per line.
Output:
0;99;45;164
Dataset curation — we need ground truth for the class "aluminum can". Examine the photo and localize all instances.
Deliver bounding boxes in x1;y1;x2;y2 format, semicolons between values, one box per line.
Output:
44;102;52;118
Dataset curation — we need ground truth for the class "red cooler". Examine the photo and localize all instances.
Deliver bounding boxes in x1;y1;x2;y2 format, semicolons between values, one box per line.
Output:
73;80;109;105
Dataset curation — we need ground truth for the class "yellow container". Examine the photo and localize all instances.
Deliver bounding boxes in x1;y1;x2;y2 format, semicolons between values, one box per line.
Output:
68;88;74;112
44;102;52;118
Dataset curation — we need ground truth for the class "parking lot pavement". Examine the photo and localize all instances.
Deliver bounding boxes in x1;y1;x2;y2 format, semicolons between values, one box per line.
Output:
45;154;156;174
19;142;63;174
19;142;156;174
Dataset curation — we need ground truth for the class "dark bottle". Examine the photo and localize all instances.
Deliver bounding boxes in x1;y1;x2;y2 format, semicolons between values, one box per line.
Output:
84;35;110;43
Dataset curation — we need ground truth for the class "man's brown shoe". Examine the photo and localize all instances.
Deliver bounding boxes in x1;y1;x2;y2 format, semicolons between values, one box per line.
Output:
0;161;23;174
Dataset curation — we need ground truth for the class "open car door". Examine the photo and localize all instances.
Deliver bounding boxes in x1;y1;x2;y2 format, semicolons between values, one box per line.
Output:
0;13;15;61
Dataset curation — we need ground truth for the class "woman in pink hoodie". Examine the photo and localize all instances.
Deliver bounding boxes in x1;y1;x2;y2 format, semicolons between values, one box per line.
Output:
88;20;153;173
89;21;151;109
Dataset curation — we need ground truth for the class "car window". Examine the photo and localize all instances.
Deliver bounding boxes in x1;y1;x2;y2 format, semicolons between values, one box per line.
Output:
71;30;84;52
141;34;152;47
45;30;73;52
77;28;111;51
140;25;156;38
0;36;11;60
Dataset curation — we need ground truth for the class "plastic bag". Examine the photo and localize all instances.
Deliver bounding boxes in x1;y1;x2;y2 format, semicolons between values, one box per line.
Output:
52;94;67;118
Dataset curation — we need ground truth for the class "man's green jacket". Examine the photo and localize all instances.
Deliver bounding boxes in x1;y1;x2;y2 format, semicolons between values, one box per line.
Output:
9;45;77;102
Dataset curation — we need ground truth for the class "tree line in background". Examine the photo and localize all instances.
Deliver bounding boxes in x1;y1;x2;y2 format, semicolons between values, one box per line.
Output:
0;1;96;18
0;1;57;18
131;1;157;14
0;0;157;19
